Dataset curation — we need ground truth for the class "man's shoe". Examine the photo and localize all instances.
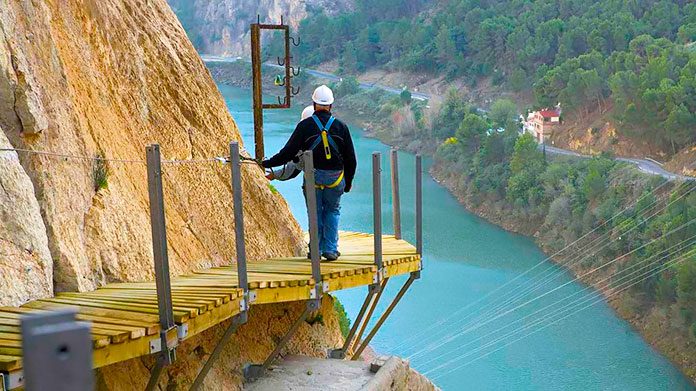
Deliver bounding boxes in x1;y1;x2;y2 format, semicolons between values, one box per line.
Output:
322;252;339;261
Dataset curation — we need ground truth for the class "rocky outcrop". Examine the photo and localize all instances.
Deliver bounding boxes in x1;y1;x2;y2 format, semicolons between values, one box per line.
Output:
97;296;344;390
0;129;52;306
167;0;353;56
0;0;304;295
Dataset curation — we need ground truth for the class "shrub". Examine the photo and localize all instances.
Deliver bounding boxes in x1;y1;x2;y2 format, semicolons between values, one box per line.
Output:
93;155;109;191
333;297;351;338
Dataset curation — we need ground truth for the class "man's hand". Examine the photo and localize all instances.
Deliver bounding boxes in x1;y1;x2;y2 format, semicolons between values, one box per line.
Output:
344;181;352;193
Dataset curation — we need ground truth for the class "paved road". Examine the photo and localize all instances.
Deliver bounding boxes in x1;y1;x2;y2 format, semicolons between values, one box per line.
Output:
203;55;693;181
202;55;431;101
543;145;695;181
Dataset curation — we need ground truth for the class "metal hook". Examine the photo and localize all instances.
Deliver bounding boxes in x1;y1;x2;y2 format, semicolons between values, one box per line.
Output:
277;56;285;66
277;96;288;105
280;15;284;26
290;36;301;46
257;14;260;24
292;86;301;96
291;66;301;76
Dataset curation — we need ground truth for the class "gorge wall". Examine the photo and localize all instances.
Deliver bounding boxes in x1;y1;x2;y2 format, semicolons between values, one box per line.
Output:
166;0;353;56
0;0;348;388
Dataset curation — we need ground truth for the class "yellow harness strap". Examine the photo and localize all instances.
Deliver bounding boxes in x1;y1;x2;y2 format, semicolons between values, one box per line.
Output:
315;171;344;190
321;131;332;160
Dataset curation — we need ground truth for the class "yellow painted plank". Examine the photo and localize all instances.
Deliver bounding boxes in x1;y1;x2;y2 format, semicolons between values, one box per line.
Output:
21;301;162;323
31;298;191;323
0;354;22;372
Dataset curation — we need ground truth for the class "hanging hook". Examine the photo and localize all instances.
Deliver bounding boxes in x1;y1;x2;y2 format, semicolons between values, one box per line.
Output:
291;66;301;76
280;15;284;26
257;14;260;24
291;86;301;96
290;36;301;46
277;56;285;66
277;96;288;106
274;75;286;86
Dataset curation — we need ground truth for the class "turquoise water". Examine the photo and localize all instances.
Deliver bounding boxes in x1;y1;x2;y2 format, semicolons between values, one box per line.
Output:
218;84;694;390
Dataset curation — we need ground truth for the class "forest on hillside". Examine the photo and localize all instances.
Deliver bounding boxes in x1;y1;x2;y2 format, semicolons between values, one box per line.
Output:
293;0;696;154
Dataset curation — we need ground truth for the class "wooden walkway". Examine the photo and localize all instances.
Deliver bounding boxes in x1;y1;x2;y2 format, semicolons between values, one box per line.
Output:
0;232;421;375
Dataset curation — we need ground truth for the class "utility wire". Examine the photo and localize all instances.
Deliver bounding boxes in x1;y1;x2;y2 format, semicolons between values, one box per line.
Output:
401;181;690;356
390;179;675;353
428;250;695;380
407;215;696;359
416;234;696;368
413;181;696;355
0;147;259;165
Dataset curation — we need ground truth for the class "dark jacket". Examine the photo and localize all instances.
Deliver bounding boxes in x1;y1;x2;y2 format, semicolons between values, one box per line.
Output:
262;110;357;189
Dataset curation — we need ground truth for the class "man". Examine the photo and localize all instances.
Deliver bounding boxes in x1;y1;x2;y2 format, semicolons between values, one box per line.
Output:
263;85;357;261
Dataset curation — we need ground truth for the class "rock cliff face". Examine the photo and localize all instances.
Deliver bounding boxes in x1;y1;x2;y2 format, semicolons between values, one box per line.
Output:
0;0;304;296
167;0;353;56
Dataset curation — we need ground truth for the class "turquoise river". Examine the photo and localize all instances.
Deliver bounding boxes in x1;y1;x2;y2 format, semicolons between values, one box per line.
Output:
220;84;694;391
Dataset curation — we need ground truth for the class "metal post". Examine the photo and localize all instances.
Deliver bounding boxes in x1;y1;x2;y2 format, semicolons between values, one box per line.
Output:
21;309;93;391
283;26;292;107
304;150;322;297
250;24;264;162
390;148;401;240
352;273;417;360
146;144;176;390
373;152;383;271
415;154;423;256
231;142;249;317
188;142;249;390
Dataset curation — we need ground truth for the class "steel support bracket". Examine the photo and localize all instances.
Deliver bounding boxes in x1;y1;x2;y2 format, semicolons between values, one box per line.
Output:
0;371;23;391
322;281;330;293
248;291;258;303
177;324;189;341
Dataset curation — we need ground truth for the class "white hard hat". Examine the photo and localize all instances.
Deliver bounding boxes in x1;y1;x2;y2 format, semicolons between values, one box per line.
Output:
301;105;314;120
312;85;334;105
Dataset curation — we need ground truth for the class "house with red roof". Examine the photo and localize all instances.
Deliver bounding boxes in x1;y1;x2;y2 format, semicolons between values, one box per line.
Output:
524;107;561;143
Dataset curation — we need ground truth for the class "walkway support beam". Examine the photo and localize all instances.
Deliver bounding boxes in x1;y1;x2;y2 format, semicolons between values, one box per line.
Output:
350;278;389;354
390;148;401;240
145;144;177;391
416;154;423;256
188;142;249;391
352;273;418;360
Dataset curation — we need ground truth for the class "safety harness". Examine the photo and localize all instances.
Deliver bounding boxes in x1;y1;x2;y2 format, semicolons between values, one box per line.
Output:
309;115;344;190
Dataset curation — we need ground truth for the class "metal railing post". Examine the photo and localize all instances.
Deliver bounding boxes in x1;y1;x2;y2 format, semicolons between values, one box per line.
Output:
21;309;93;391
189;142;248;390
145;144;176;391
231;142;249;317
373;152;383;272
304;150;322;305
416;154;423;256
390;149;401;240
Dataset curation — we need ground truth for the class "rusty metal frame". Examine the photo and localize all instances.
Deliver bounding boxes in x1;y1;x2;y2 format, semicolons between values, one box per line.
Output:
250;15;300;162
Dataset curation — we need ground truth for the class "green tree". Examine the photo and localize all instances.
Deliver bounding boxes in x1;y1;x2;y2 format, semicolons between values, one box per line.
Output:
490;99;518;132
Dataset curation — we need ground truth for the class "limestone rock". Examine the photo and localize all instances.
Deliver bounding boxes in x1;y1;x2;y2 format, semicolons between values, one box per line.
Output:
0;0;304;293
0;128;52;306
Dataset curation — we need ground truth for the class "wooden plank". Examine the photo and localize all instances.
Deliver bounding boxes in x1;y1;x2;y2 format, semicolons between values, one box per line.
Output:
0;324;111;349
59;292;214;313
29;298;191;323
21;301;162;323
0;354;22;372
50;295;202;318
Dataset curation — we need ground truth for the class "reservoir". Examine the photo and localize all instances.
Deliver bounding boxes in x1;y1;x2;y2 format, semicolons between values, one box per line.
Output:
220;84;693;391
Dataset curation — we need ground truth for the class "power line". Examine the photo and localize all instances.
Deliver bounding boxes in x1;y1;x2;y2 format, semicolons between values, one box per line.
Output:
416;234;696;368
407;214;696;359
391;179;676;353
428;250;695;380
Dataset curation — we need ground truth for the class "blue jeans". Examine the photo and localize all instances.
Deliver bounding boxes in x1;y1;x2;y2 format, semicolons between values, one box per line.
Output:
304;169;345;254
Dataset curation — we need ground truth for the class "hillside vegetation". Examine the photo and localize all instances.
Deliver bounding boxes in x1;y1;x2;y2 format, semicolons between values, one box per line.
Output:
294;0;696;156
